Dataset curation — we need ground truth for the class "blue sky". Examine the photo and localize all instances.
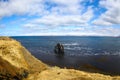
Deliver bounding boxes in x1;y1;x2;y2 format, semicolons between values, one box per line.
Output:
0;0;120;36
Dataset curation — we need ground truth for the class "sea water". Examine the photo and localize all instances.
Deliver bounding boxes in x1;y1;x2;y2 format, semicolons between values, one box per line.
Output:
12;36;120;75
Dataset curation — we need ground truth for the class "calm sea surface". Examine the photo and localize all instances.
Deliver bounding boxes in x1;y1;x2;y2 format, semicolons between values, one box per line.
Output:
12;36;120;75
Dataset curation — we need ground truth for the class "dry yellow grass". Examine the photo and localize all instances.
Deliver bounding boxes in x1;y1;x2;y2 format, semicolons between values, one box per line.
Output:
26;67;120;80
0;37;120;80
21;46;48;73
0;37;48;79
0;37;47;71
0;37;29;69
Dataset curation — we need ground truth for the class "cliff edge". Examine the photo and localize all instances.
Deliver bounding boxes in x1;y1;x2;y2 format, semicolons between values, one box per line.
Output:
0;37;120;80
0;37;47;80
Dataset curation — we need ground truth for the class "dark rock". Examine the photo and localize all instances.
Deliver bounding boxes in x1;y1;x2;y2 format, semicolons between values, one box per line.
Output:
13;75;20;80
22;70;29;78
54;43;64;55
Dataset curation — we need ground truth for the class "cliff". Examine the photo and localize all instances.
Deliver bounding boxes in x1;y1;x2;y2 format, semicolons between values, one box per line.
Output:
0;37;47;80
0;37;120;80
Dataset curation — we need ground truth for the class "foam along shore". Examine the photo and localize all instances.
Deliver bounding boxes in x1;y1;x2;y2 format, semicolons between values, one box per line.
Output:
0;37;120;80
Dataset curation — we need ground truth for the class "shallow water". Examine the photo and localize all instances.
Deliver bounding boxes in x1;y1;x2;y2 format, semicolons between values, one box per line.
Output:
12;36;120;75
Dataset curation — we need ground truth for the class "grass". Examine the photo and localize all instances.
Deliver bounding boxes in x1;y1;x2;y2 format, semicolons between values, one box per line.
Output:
0;37;47;79
26;67;120;80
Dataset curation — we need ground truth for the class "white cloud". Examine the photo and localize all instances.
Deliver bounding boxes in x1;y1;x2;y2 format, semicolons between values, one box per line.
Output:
0;0;45;17
0;0;119;36
93;0;120;26
20;25;120;36
0;0;93;24
0;0;96;36
24;7;93;28
49;0;83;14
0;0;84;18
29;15;86;27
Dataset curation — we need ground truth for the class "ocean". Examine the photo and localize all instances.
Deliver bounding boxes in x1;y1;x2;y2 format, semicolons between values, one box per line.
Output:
12;36;120;75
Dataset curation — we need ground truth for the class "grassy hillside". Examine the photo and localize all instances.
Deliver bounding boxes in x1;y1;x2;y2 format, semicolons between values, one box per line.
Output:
0;37;47;79
25;67;120;80
0;37;120;80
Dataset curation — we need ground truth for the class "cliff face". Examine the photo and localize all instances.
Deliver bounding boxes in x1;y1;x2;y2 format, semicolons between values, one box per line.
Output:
0;37;28;69
0;37;47;80
0;37;120;80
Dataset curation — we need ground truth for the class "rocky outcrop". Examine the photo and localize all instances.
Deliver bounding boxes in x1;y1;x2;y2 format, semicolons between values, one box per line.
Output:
54;43;64;55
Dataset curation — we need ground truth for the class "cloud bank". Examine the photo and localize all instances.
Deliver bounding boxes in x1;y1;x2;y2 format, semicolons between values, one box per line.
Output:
0;0;120;36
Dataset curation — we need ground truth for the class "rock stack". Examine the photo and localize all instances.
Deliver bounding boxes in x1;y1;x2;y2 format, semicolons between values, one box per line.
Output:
54;43;64;55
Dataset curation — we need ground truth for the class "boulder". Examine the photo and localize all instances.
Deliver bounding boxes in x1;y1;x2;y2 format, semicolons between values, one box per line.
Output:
54;43;64;55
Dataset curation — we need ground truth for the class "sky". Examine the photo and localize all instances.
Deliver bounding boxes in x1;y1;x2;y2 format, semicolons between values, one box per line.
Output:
0;0;120;36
